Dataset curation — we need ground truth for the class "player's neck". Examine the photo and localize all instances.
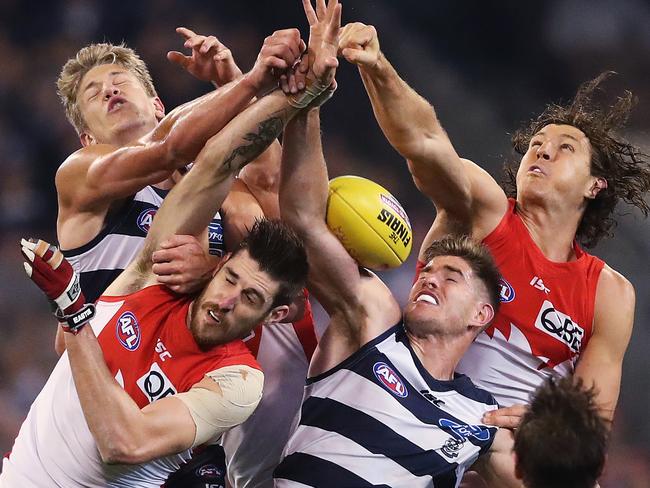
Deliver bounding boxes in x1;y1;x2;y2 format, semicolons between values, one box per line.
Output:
516;199;582;262
406;329;467;381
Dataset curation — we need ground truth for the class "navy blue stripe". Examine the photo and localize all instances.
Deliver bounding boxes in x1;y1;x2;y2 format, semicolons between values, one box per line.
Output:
395;328;498;406
349;347;497;453
61;199;153;257
274;452;391;488
306;323;403;385
301;396;457;479
80;269;124;303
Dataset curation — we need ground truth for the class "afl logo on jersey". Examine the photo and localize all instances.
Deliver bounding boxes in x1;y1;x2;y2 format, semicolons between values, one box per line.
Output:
116;311;141;351
373;362;408;398
498;277;515;303
137;208;157;233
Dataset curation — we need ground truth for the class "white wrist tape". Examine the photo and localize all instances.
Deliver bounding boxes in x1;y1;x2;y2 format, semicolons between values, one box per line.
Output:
288;78;332;109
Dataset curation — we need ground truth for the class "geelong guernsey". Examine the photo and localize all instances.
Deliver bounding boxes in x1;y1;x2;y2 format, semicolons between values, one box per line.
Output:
0;285;259;488
274;324;498;488
455;198;605;406
62;186;225;303
221;292;318;488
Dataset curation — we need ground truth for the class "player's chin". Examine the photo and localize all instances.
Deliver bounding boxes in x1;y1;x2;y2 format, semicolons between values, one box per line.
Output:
191;320;226;350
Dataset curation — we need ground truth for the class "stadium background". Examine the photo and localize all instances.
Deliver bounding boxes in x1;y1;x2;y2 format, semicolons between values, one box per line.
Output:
0;0;648;484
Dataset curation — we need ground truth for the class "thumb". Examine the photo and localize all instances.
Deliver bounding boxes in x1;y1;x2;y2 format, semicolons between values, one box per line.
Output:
167;51;190;67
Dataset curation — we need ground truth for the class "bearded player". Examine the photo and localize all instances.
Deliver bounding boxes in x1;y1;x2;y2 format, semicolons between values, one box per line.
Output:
0;10;340;486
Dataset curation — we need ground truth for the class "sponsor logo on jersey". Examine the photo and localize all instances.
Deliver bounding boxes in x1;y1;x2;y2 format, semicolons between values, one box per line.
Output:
116;311;141;351
530;276;550;294
208;220;224;256
196;464;225;478
439;418;491;442
137;362;177;402
534;300;584;353
377;208;412;248
498;277;516;303
373;362;408;398
136;208;157;233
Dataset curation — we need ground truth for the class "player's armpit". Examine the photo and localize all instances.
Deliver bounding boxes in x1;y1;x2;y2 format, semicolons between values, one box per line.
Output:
176;365;264;447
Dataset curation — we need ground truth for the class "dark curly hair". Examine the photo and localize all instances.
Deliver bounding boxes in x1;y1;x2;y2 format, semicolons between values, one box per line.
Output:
503;72;650;248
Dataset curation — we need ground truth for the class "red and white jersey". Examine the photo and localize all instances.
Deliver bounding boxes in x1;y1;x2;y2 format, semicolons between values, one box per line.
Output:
1;285;259;488
221;291;317;488
420;199;605;407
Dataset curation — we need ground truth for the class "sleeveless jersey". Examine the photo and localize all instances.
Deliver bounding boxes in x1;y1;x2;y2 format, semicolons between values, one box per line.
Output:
218;292;318;488
62;185;225;303
0;285;259;488
274;324;498;488
454;198;605;406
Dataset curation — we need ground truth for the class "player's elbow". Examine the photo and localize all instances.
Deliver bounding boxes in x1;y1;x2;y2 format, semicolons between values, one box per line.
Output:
97;431;150;465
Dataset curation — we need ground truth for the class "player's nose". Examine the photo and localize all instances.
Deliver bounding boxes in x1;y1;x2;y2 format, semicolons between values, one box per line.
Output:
216;294;237;312
536;141;555;161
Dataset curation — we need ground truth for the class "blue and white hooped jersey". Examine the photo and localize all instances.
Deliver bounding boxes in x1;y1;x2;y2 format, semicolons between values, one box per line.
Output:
274;324;498;488
62;185;224;303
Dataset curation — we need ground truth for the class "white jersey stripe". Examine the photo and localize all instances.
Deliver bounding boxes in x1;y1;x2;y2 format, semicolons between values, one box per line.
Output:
288;425;432;487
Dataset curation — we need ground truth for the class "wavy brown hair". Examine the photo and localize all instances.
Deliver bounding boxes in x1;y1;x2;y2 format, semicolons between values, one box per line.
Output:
515;377;609;488
503;72;650;248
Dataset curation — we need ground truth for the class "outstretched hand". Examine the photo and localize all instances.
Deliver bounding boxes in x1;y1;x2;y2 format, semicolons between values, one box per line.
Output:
167;27;243;86
303;0;341;88
280;0;341;108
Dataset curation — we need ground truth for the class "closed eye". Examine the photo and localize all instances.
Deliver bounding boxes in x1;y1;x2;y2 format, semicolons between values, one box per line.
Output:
561;143;575;152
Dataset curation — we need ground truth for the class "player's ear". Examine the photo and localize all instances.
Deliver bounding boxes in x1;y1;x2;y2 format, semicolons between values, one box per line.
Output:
153;97;165;121
80;132;96;147
469;301;494;332
265;304;290;325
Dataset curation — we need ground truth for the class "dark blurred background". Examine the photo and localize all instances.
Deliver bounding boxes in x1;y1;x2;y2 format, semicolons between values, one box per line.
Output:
0;0;648;484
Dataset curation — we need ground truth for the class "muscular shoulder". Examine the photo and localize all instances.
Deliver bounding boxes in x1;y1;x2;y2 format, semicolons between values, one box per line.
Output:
594;264;635;335
596;265;635;310
56;144;117;205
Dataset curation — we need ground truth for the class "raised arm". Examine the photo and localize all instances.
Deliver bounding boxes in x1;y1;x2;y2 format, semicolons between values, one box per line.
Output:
338;23;507;238
56;29;303;216
105;89;299;296
107;0;343;296
280;106;400;372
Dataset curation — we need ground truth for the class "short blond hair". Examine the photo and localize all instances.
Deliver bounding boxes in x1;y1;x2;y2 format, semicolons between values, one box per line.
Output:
57;43;157;134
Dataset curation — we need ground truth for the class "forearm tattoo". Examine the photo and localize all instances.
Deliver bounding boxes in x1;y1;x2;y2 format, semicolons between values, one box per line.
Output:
222;115;284;173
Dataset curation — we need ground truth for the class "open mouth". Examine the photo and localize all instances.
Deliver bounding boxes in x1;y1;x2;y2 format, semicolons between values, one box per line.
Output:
208;310;222;324
107;97;127;113
528;165;545;175
415;292;439;306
